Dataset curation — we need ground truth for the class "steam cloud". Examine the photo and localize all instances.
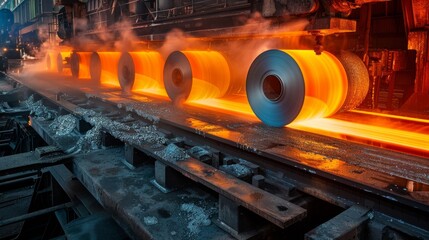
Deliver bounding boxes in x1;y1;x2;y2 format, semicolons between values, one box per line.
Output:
25;11;312;97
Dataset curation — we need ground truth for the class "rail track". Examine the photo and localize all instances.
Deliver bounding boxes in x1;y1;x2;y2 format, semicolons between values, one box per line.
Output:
1;71;429;239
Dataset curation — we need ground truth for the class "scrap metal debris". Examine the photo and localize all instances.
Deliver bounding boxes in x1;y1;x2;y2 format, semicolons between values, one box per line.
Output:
49;114;77;136
118;122;166;146
220;164;252;178
155;143;190;162
124;104;160;124
122;114;134;122
187;146;210;160
75;107;167;146
24;95;57;120
143;216;159;226
67;125;102;154
180;203;211;236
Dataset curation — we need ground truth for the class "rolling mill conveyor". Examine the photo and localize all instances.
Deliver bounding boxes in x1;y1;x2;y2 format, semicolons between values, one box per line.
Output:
44;45;429;158
1;64;428;239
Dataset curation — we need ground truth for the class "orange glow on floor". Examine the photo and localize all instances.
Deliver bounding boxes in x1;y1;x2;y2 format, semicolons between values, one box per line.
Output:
290;118;429;155
98;52;121;88
351;110;429;124
188;95;257;117
286;50;348;122
130;52;167;96
183;51;230;101
186;117;246;140
298;152;344;170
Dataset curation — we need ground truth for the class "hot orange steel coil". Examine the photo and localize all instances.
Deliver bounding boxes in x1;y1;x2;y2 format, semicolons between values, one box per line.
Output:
46;51;65;72
70;52;92;80
45;51;57;72
117;52;165;95
90;52;121;87
56;52;71;73
246;50;369;127
163;51;230;104
46;49;72;73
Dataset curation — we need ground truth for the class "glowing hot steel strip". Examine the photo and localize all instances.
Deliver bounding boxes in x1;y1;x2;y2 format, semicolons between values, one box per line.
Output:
98;52;121;88
46;47;72;72
131;52;166;96
290;118;429;154
184;51;230;101
57;52;71;73
187;95;257;117
286;50;348;122
78;52;92;79
183;51;243;114
71;52;92;80
46;52;58;71
351;110;429;124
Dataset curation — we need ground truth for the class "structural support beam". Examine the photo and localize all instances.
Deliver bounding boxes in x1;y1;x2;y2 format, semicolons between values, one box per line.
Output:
0;146;72;175
76;118;92;134
152;160;186;192
158;157;307;229
217;195;270;239
0;202;73;227
124;143;149;166
305;205;371;240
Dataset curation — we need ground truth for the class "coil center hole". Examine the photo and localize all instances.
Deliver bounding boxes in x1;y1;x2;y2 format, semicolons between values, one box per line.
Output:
263;75;283;102
172;68;183;87
122;66;131;82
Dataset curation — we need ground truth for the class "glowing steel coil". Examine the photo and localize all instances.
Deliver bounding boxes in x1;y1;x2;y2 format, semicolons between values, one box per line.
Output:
90;52;121;87
118;52;165;95
335;51;370;111
46;51;71;73
71;52;92;79
46;53;53;71
163;51;230;104
57;52;71;73
246;49;350;127
46;52;57;72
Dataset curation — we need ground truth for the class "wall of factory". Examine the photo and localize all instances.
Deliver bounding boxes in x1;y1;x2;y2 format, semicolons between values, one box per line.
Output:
402;0;429;110
370;1;407;49
0;0;13;9
1;0;24;10
12;0;54;24
86;0;250;30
